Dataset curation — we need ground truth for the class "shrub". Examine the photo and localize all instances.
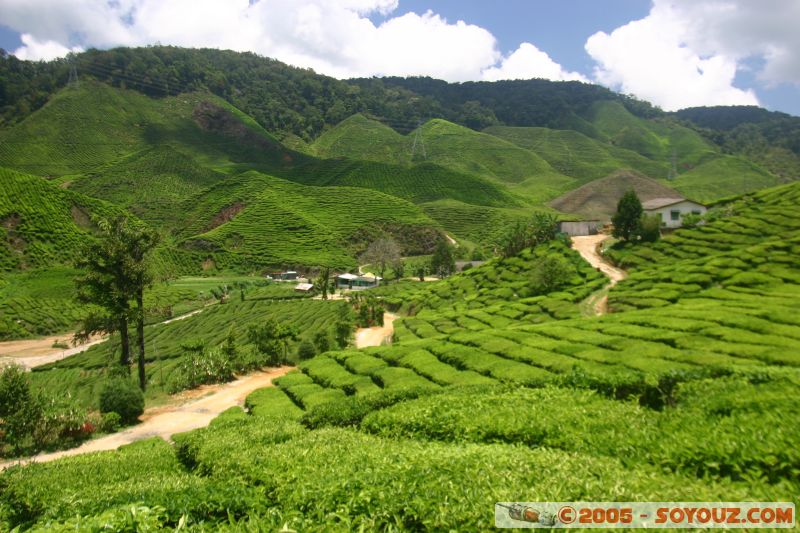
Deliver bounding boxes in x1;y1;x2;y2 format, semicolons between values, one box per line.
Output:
0;365;41;451
169;346;236;393
638;214;661;243
98;379;144;424
313;330;333;353
531;255;574;294
100;411;122;432
297;340;317;360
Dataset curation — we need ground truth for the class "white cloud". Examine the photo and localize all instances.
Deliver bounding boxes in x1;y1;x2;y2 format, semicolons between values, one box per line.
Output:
585;0;800;110
664;0;800;86
483;42;587;82
13;34;83;61
0;0;577;85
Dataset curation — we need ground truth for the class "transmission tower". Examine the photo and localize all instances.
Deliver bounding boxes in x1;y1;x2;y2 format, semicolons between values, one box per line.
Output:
667;149;677;180
410;120;426;161
67;58;79;88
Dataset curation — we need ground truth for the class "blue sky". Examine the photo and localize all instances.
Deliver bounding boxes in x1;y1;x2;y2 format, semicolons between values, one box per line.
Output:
1;0;798;116
379;0;652;74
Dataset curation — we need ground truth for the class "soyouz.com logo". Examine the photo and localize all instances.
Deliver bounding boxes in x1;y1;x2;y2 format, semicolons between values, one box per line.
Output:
495;502;795;528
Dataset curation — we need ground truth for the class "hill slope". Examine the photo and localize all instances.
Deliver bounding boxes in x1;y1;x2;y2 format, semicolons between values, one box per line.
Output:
549;170;684;220
177;171;441;269
484;125;667;181
5;182;799;530
0;166;122;271
309;115;576;203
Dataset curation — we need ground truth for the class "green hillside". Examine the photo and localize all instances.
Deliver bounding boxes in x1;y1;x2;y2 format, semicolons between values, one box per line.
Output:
2;46;800;531
311;115;576;203
419;200;530;247
0;166;121;271
668;154;782;203
309;113;408;163
588;101;784;199
484;125;667;180
283;158;518;208
549;170;683;220
177;171;440;269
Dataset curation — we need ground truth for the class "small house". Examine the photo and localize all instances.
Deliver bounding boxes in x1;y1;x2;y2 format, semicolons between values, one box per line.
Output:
336;273;381;291
642;198;706;229
273;271;298;281
294;282;314;292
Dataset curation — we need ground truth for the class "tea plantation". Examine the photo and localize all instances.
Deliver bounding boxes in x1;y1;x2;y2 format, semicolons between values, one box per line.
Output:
28;296;346;407
2;181;799;530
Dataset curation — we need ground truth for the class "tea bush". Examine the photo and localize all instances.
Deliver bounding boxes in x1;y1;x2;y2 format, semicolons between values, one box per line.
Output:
98;378;144;424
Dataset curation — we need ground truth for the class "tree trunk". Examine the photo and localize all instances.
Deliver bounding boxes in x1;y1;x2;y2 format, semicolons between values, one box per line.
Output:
136;289;146;391
119;318;131;368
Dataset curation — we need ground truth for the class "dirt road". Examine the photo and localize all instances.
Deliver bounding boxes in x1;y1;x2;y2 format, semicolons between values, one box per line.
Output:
355;312;396;348
0;335;106;370
1;366;292;470
0;305;213;370
571;235;626;316
571;235;627;284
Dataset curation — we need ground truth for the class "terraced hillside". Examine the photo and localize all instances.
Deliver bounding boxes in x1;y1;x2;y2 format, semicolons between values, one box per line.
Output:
2;183;799;530
0;166;122;272
588;101;781;201
310;115;577;203
485;124;667;181
418;200;530;247
177;171;441;269
607;181;800;311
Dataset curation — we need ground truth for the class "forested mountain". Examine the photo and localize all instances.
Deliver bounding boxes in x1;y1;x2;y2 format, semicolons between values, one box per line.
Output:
0;46;682;140
673;106;800;179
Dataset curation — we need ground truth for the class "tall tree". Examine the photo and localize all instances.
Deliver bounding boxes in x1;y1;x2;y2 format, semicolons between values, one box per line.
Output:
129;226;160;391
75;217;135;368
430;239;456;278
612;190;643;241
75;216;159;390
359;238;401;284
316;267;332;300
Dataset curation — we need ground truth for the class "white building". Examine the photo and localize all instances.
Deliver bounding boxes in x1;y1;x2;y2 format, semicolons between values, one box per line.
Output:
642;198;706;229
336;273;382;290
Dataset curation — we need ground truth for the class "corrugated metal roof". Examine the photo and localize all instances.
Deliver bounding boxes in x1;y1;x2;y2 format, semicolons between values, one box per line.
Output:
642;197;688;210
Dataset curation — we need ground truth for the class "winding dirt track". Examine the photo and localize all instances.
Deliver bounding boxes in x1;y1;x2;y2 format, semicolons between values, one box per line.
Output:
0;366;291;470
0;306;213;370
355;312;396;348
571;235;627;284
571;235;627;315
